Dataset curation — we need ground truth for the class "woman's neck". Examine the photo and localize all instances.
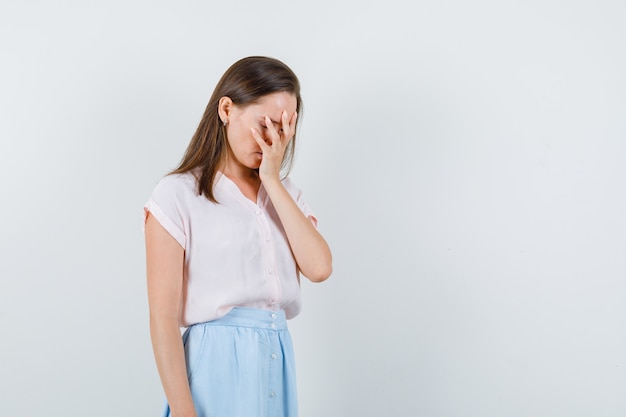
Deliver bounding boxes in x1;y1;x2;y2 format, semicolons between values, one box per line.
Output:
220;160;261;202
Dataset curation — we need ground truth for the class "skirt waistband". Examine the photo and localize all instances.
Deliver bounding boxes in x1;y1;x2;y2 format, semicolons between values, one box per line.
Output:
192;307;287;330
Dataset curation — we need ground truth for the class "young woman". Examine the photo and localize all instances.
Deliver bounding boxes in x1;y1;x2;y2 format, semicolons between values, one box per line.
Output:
143;56;332;417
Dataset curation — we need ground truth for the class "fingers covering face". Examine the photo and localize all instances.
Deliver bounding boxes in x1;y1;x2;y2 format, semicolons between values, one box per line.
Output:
264;110;297;146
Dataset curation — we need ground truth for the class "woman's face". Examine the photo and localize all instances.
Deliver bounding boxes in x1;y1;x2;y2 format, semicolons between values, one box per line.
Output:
223;91;297;173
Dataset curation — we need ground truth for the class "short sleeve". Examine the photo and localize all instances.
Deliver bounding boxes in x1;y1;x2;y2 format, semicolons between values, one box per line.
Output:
143;174;189;248
282;177;318;228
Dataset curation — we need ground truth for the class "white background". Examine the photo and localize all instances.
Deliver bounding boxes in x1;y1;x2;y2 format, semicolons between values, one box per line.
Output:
1;1;625;416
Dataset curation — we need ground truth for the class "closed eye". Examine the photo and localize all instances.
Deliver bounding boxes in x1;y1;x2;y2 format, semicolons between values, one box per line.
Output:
261;124;282;134
259;117;281;131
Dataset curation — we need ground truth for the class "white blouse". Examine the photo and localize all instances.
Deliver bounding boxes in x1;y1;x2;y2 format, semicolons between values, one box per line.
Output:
143;171;315;327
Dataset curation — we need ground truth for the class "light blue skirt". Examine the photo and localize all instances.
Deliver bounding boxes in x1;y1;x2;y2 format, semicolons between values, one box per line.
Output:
162;307;298;417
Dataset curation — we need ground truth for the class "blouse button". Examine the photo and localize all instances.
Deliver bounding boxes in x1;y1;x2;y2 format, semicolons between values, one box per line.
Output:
255;209;262;215
270;323;277;329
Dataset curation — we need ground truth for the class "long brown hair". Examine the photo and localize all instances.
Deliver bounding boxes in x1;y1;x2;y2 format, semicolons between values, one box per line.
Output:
171;56;303;202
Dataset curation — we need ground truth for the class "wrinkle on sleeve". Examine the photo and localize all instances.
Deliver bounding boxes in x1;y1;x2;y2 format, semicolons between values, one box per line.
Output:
142;175;188;249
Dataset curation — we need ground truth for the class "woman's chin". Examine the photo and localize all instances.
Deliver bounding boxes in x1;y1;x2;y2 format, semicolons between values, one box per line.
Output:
250;153;263;168
246;161;261;170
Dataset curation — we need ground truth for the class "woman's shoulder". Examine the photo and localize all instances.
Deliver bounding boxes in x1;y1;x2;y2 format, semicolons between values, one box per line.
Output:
280;176;305;198
279;176;316;219
157;171;197;187
150;171;199;199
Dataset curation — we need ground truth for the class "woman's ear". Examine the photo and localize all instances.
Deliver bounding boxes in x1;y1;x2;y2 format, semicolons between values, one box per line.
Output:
218;96;233;125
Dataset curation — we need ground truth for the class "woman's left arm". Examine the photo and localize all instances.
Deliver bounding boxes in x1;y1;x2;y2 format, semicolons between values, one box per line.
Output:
252;111;332;282
262;178;332;282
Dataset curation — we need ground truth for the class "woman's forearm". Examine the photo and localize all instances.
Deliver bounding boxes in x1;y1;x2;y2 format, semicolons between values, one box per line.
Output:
150;315;197;417
262;178;332;282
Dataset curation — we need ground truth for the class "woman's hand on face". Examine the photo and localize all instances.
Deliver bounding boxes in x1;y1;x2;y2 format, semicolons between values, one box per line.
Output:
251;110;297;182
